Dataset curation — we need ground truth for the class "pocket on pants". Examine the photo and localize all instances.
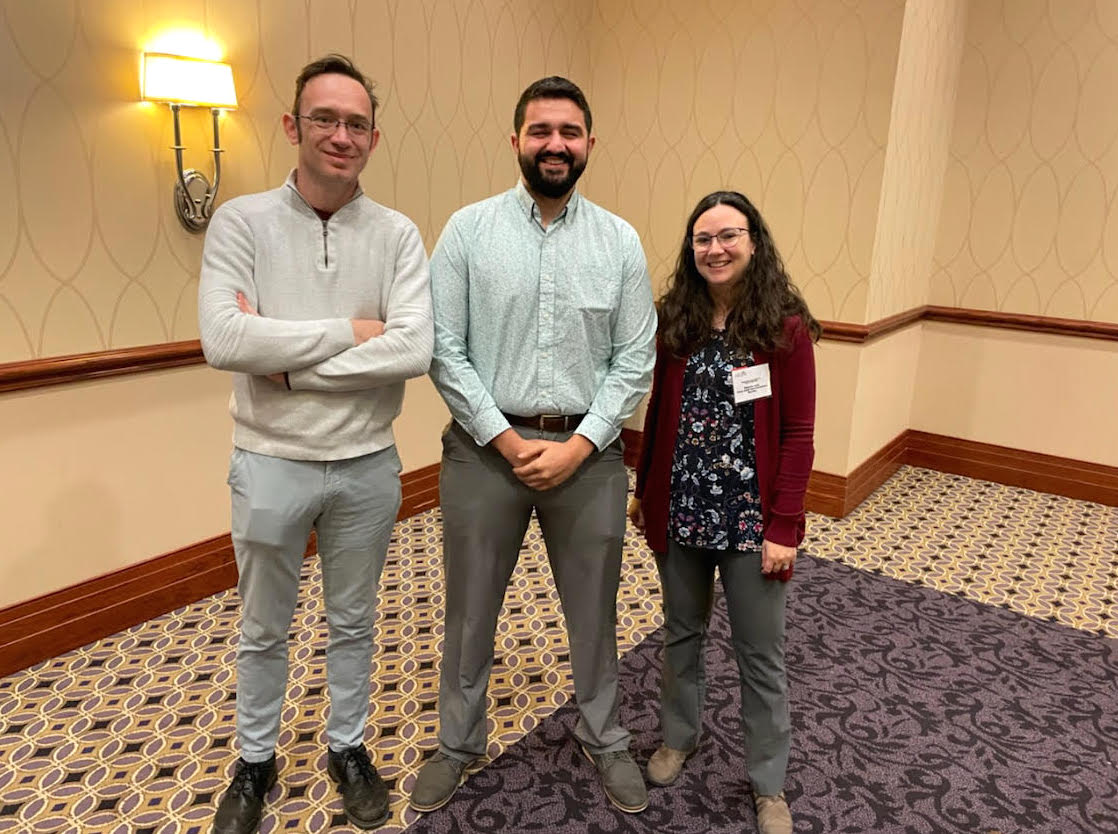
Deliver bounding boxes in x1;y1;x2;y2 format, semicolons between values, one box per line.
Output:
227;447;244;492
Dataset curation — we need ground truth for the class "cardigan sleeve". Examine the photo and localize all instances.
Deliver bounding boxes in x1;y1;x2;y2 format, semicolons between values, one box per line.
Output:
634;340;666;499
764;318;816;546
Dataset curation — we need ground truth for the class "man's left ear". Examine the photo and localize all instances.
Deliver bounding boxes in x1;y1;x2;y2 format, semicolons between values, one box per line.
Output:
282;112;300;146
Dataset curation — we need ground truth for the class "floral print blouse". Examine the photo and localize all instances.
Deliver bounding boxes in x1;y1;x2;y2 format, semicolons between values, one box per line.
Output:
668;330;764;551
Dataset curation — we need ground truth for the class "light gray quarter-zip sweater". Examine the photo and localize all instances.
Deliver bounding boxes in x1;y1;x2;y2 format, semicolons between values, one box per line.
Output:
199;171;433;461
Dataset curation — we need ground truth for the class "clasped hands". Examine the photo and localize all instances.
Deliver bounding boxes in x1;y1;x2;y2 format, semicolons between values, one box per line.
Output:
491;428;594;491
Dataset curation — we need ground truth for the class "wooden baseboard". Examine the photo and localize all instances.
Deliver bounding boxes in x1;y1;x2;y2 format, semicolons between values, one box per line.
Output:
804;433;908;517
0;463;442;678
811;430;1118;516
904;431;1118;506
804;470;847;518
400;463;440;518
0;534;238;677
843;431;909;513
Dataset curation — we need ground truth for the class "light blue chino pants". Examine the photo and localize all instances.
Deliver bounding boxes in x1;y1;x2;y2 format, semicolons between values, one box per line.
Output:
228;446;402;762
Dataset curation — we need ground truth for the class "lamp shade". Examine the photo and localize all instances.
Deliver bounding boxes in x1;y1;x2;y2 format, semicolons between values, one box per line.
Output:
142;53;237;108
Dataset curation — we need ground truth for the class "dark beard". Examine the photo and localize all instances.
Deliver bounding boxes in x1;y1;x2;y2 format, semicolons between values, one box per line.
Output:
518;150;586;199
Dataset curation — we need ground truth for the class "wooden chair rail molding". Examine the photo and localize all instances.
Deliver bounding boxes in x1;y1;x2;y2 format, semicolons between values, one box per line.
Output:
3;307;1118;394
0;340;205;394
816;306;1118;345
0;463;439;678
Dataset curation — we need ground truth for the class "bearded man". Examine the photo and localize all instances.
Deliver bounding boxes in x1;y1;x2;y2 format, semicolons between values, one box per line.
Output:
409;76;656;815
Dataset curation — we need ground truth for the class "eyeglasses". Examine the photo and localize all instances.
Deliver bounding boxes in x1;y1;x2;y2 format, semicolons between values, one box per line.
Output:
296;114;373;138
691;227;750;252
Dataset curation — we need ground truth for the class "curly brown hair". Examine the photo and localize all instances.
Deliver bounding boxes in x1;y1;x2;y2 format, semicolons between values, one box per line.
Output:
658;190;821;358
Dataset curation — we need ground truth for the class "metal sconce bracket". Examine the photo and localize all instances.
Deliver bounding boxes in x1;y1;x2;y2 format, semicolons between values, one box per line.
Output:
169;103;224;232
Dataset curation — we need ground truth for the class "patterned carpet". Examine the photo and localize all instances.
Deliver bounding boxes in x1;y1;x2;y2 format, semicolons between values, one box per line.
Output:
0;466;1115;833
406;556;1118;834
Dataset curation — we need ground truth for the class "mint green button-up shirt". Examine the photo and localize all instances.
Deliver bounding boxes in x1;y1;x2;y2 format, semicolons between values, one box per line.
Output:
429;182;657;450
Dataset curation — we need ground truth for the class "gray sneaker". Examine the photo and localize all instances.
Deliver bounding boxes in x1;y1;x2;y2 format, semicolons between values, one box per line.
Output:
579;744;648;813
409;751;473;812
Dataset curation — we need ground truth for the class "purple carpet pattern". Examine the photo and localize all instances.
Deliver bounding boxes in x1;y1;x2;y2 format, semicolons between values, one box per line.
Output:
405;554;1118;834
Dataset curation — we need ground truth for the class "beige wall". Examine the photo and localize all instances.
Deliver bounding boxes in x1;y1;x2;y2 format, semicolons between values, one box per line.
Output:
841;0;967;468
931;0;1118;321
579;0;904;320
846;324;923;469
841;0;1118;475
866;0;968;321
1;366;231;608
912;323;1118;467
907;0;1118;471
813;342;862;476
577;0;907;472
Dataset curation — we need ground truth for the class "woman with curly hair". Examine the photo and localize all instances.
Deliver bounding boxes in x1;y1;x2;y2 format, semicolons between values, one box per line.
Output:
629;190;818;834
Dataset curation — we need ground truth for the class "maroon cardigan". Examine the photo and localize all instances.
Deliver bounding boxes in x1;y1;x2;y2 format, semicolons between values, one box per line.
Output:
634;316;816;555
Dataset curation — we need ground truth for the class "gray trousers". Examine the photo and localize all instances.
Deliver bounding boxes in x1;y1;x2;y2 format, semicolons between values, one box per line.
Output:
656;539;790;795
436;421;631;760
228;446;402;762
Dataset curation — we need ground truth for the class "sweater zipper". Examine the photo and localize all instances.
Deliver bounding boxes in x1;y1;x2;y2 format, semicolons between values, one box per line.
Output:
321;219;329;267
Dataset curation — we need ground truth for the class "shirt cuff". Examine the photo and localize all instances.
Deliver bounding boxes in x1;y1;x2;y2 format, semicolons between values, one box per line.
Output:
574;412;616;451
468;406;512;447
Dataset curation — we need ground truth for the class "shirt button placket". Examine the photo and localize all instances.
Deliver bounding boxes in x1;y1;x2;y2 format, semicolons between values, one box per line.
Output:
539;234;554;409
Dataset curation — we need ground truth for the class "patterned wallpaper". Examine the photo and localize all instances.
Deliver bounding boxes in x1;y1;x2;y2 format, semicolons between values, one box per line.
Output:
0;0;591;364
930;0;1118;322
6;0;1117;366
0;0;908;365
580;0;905;322
866;0;967;321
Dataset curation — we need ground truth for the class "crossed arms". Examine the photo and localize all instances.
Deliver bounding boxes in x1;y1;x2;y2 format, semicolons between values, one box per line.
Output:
198;206;432;391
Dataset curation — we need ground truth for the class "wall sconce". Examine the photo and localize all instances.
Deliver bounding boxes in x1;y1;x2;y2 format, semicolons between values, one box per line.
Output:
141;52;238;232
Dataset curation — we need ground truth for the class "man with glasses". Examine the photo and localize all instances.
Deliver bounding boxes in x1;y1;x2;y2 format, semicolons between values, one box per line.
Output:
199;54;432;834
410;76;656;815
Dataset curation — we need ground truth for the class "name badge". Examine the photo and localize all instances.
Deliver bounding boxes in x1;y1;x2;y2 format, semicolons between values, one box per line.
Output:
730;363;771;404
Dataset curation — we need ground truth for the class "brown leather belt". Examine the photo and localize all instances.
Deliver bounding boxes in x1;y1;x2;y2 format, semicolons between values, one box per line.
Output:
503;412;586;432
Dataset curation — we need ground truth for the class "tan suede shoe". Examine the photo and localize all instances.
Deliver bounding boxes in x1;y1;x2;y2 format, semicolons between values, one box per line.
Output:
645;745;691;786
754;791;793;834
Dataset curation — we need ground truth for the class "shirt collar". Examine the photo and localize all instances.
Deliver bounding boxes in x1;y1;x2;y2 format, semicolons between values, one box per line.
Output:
284;169;364;213
514;179;581;224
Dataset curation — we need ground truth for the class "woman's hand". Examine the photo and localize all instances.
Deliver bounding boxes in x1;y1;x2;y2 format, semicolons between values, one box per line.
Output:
627;497;645;532
761;539;796;575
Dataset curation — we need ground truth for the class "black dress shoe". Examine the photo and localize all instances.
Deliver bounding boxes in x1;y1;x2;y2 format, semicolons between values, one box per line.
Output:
327;745;390;829
212;756;277;834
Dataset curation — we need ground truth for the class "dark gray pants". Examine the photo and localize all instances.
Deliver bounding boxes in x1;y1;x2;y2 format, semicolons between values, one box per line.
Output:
436;421;631;760
656;539;790;795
